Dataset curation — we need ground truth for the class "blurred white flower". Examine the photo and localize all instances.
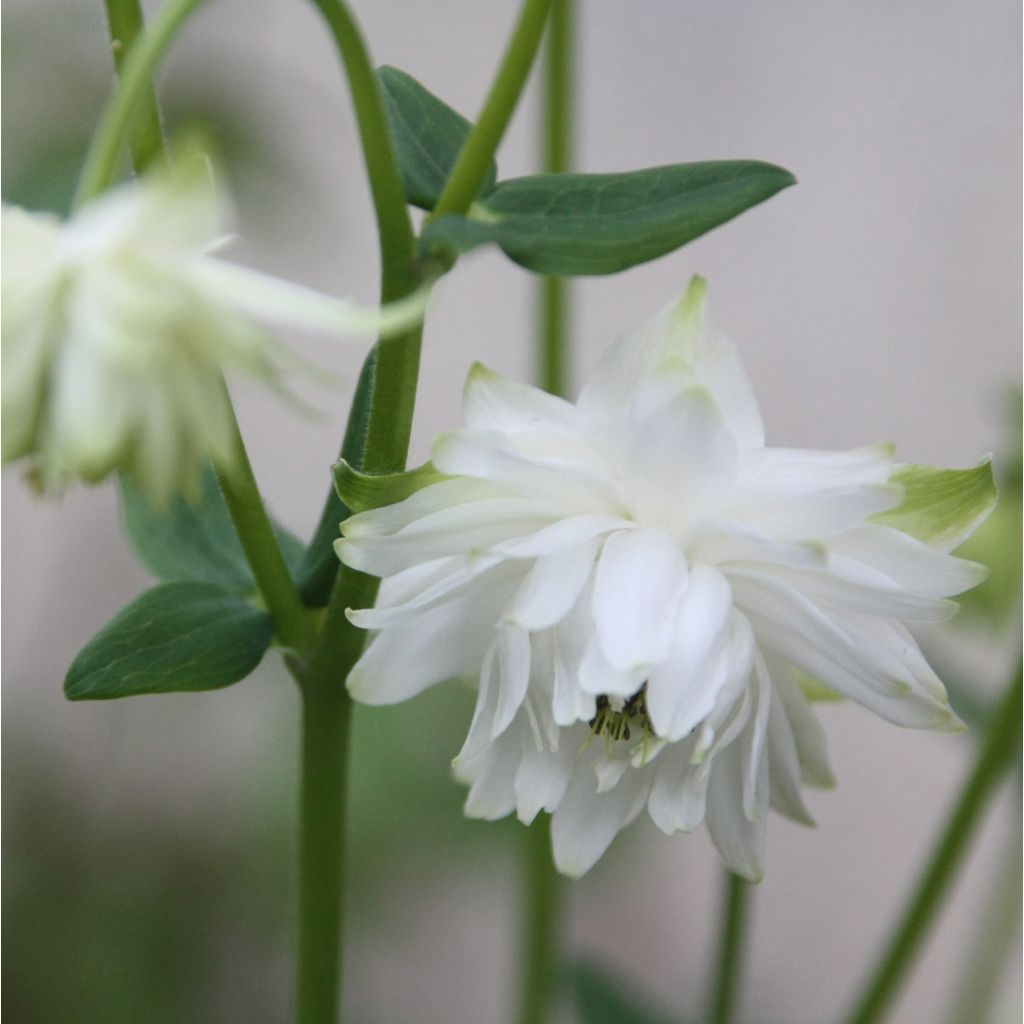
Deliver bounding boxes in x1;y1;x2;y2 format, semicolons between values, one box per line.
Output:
337;277;993;879
2;153;426;503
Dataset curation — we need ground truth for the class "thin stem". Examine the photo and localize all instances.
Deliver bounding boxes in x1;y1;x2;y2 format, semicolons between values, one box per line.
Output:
515;9;574;1024
296;678;353;1024
708;871;752;1024
215;403;311;655
536;0;574;398
102;0;166;173
76;0;204;207
841;660;1023;1024
517;816;561;1024
428;0;555;222
308;0;416;302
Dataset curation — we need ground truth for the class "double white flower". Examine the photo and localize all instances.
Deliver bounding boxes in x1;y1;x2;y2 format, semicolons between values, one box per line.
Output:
337;278;992;879
2;154;426;503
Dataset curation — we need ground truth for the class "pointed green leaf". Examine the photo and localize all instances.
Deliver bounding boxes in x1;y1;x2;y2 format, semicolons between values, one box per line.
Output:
420;161;796;276
871;459;997;552
120;466;304;590
567;962;677;1024
378;65;498;210
333;458;446;514
64;582;273;700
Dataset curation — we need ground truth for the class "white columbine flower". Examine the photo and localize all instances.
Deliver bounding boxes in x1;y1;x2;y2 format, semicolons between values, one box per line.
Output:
336;277;994;880
2;153;426;503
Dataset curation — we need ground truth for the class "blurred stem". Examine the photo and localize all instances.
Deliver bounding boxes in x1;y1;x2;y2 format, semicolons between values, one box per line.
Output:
516;9;574;1024
102;0;166;173
517;816;561;1024
841;658;1023;1024
428;0;554;222
76;0;204;206
215;400;311;656
536;0;573;397
942;800;1022;1024
708;871;751;1024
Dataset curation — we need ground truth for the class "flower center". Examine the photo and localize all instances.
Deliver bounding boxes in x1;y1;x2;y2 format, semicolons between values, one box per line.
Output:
589;685;652;742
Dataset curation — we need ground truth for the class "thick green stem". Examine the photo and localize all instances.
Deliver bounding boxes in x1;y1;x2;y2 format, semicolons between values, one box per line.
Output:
215;402;311;655
102;0;166;173
428;0;555;222
296;676;353;1024
842;660;1023;1024
76;0;204;207
517;816;561;1024
708;871;752;1024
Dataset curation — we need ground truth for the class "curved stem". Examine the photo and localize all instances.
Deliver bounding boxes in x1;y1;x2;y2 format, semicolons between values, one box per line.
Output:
215;400;311;655
428;0;554;222
708;871;752;1024
841;659;1023;1024
76;0;204;207
517;816;561;1024
102;0;166;173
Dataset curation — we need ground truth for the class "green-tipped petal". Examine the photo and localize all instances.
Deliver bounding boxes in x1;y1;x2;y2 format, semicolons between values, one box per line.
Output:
332;458;448;514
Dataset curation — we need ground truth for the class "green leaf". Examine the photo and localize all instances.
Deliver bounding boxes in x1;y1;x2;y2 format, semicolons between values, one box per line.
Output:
378;65;497;210
871;460;998;552
567;962;676;1024
64;582;273;700
121;466;304;591
332;458;446;514
420;161;796;276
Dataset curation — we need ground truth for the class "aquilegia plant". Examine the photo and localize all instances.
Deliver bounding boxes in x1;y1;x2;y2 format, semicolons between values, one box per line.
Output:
6;2;1018;1024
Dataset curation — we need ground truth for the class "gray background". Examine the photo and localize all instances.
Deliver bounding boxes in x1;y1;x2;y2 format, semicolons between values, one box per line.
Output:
3;1;1020;1022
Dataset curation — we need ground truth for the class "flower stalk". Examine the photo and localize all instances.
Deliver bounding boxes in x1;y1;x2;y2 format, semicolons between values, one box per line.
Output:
102;0;166;173
709;871;752;1024
842;658;1022;1024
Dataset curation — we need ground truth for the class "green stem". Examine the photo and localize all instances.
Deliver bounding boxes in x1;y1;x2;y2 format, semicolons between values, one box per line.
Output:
536;0;574;398
295;677;353;1024
708;871;752;1024
215;401;311;655
76;0;204;207
428;0;555;222
842;660;1023;1024
102;0;166;173
517;816;561;1024
516;9;574;1024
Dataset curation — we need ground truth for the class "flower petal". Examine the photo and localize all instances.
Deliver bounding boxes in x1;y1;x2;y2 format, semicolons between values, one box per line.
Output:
503;538;600;631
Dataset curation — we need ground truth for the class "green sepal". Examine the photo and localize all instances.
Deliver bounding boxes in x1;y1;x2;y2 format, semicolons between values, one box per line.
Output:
566;962;676;1024
64;582;273;700
120;466;304;591
332;458;446;514
378;65;497;210
871;459;998;552
419;161;796;276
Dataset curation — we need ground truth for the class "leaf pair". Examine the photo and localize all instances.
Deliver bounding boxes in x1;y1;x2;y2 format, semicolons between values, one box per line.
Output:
65;468;303;701
380;66;796;276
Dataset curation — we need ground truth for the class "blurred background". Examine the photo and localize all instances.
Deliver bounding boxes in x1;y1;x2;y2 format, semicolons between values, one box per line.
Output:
2;1;1020;1022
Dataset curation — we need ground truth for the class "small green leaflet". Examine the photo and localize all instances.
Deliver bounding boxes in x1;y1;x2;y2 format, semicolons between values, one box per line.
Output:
120;466;304;592
378;65;497;210
871;459;997;552
333;458;446;514
420;161;797;276
64;582;273;700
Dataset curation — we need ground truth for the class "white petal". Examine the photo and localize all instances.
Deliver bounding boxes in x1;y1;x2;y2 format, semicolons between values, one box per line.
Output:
592;528;689;672
346;576;511;704
829;523;989;597
646;564;734;740
551;762;650;877
515;749;572;825
741;655;772;822
492;513;628;559
764;666;816;824
491;623;532;738
341;478;504;537
620;387;739;527
463;361;579;434
578;632;648;698
647;738;710;833
766;654;835;789
705;741;766;882
503;538;600;630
